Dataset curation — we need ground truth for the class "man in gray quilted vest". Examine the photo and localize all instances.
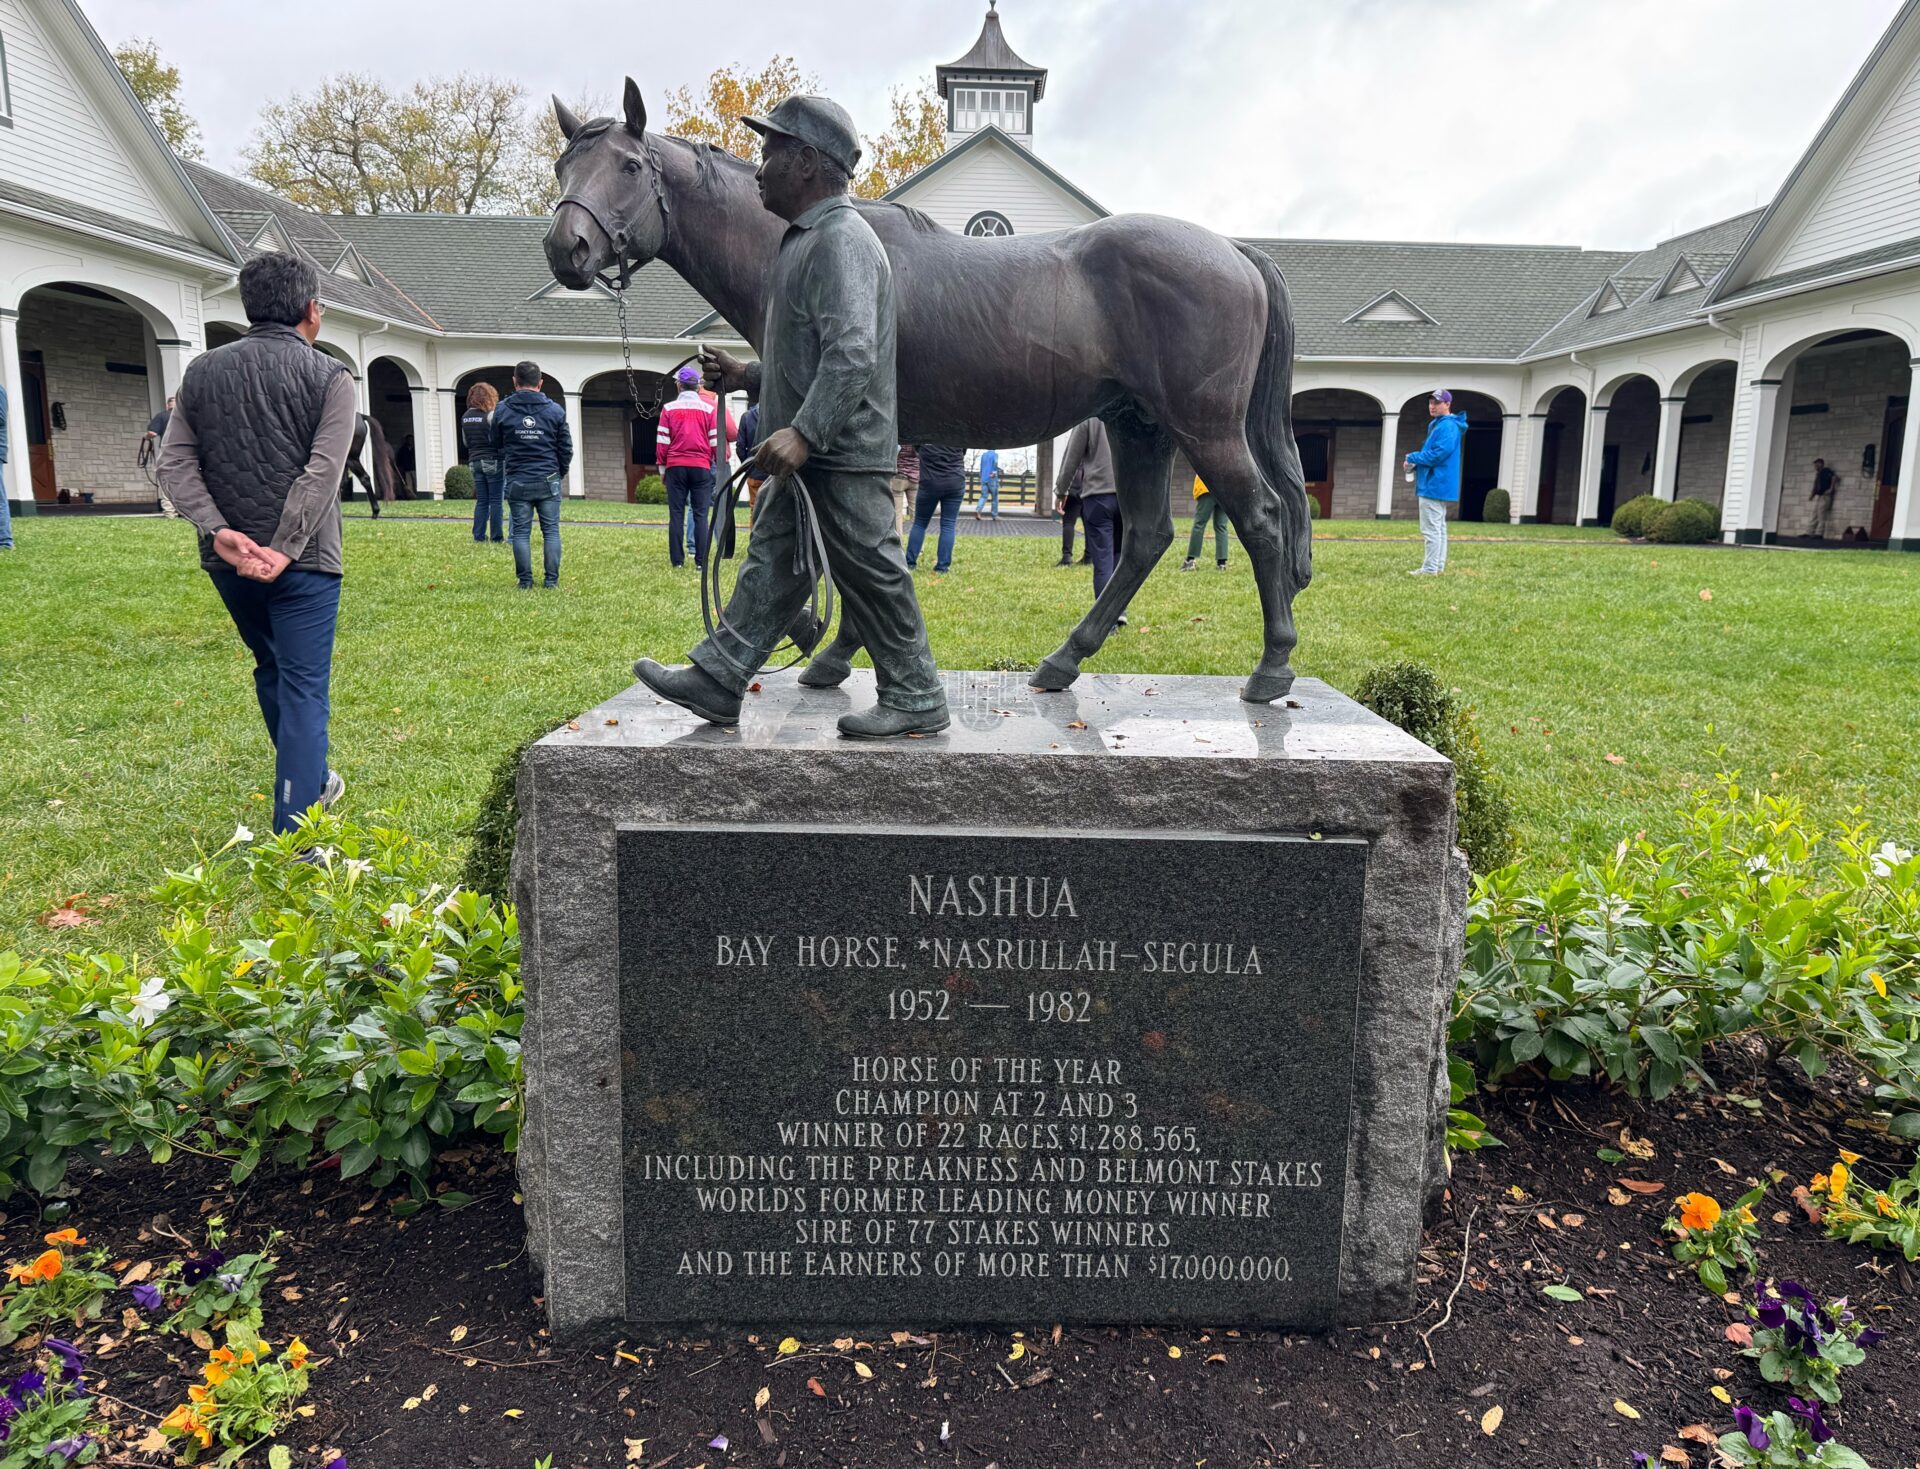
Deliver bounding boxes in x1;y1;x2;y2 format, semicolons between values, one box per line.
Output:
158;252;358;836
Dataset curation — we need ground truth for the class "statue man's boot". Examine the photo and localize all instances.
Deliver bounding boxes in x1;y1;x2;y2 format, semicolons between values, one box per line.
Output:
633;658;742;727
836;701;950;739
798;633;862;689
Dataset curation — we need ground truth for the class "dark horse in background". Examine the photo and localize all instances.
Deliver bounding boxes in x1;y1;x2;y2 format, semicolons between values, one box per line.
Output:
543;81;1311;701
340;412;404;516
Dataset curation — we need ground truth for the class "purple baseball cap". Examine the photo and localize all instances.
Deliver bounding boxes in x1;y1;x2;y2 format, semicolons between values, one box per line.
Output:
676;364;702;386
1430;388;1452;404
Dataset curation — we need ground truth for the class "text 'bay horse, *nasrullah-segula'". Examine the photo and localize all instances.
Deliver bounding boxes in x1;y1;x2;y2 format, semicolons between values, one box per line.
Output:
541;80;1312;701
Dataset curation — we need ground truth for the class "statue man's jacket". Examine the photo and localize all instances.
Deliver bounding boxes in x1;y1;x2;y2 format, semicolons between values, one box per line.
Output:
749;195;897;475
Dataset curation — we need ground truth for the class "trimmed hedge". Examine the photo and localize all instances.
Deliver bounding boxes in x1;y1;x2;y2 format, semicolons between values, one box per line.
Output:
443;464;475;500
633;474;667;505
1306;496;1320;520
1648;496;1720;543
1611;492;1663;538
1482;487;1510;525
1355;660;1516;873
461;719;575;902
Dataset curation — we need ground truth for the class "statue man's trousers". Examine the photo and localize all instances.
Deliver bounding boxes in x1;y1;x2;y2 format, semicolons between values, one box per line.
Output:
689;468;944;713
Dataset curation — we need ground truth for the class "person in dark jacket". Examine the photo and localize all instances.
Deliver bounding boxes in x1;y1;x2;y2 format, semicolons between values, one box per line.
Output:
488;360;573;589
906;443;966;572
157;252;356;834
1054;418;1121;609
462;382;503;543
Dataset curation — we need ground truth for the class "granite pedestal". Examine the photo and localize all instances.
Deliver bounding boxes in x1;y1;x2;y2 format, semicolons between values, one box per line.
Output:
513;670;1465;1339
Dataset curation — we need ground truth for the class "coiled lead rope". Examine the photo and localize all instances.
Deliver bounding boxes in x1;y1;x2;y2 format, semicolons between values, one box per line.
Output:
699;460;836;678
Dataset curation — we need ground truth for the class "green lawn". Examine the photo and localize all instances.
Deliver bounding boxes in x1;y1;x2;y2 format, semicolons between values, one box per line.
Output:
3;511;1914;952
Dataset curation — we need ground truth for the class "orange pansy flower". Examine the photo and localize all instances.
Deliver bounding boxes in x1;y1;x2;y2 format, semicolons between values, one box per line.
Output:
1678;1193;1722;1231
1838;1150;1863;1166
286;1337;310;1368
41;1229;86;1247
1827;1162;1850;1201
1875;1192;1896;1217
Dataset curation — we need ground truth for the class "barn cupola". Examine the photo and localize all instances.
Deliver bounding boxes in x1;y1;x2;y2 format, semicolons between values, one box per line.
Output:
936;1;1048;151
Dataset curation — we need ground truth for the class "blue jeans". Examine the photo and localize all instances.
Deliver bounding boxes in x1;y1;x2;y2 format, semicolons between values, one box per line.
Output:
209;567;341;835
508;483;562;587
665;466;715;568
471;458;504;541
0;463;12;548
907;480;963;571
1081;494;1120;596
972;476;1000;516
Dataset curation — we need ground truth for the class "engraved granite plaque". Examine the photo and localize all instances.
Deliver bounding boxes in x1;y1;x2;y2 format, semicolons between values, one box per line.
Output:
616;822;1365;1326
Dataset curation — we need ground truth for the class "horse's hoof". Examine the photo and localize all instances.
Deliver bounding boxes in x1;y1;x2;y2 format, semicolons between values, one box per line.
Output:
1029;656;1081;692
1240;665;1295;704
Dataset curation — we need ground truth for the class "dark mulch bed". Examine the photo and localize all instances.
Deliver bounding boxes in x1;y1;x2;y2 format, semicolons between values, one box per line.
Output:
16;1061;1918;1469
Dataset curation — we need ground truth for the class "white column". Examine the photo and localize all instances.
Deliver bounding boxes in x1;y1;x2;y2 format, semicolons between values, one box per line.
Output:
1652;396;1685;501
1886;359;1920;550
1759;363;1797;541
435;387;460;501
1513;413;1549;521
1576;403;1610;525
154;338;191;401
564;391;586;498
1727;378;1783;544
0;310;29;516
1374;414;1399;518
409;386;435;501
1495;412;1521;520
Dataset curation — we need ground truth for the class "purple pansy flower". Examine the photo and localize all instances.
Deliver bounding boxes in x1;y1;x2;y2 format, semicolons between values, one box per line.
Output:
216;1271;246;1294
1858;1326;1886;1347
1752;1280;1788;1329
1787;1396;1834;1445
180;1249;227;1285
43;1339;84;1383
7;1369;46;1401
1631;1454;1652;1467
47;1435;89;1462
130;1281;163;1312
324;1458;346;1469
1731;1404;1770;1450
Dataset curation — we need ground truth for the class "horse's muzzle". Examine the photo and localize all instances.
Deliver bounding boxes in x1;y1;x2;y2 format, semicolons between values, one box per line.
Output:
544;202;606;289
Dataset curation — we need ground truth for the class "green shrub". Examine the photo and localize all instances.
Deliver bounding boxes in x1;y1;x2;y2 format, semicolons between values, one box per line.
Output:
1611;492;1664;537
1354;661;1516;874
1306;496;1320;520
0;816;521;1204
443;463;475;500
632;473;667;505
462;720;573;902
1456;776;1920;1136
1648;496;1720;543
1482;487;1510;524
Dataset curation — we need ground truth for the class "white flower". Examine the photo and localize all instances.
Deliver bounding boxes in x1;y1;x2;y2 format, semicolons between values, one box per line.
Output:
232;823;254;846
1871;841;1913;878
1744;854;1774;877
344;858;372;878
129;978;173;1028
383;901;414;929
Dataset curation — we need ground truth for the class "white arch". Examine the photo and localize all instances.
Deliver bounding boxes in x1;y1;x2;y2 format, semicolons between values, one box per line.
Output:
1532;380;1587;416
366;350;425;389
7;273;185;340
1762;326;1917;381
1594;369;1662;409
1671;357;1738;398
1291;385;1388;415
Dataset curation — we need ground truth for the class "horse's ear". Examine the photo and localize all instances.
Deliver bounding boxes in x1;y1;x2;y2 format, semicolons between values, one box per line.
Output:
622;78;647;138
553;95;583;142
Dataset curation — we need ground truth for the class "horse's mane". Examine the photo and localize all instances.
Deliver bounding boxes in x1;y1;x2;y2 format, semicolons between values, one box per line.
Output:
863;200;944;233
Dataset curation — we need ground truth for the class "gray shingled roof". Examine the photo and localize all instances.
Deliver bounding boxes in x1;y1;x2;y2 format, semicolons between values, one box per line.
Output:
1523;210;1763;356
1243;239;1634;359
0;178;233;268
183;163;442;330
938;4;1047;98
324;213;719;339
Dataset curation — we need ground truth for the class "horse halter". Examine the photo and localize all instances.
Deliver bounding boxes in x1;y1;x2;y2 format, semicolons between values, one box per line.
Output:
556;132;670;293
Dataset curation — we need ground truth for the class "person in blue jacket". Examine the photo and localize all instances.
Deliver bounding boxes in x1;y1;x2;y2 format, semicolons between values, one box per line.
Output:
1404;389;1465;575
488;360;573;589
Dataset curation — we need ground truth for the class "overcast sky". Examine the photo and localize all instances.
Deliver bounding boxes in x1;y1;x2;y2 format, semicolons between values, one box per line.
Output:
78;0;1905;249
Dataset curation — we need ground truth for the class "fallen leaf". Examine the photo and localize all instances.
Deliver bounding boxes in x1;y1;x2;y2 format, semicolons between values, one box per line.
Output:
1724;1323;1752;1347
1660;1448;1691;1467
1619;1179;1665;1195
625;1438;648;1462
1699;588;1713;601
1167;1345;1182;1359
1621;1130;1656;1160
1614;1399;1641;1420
1542;1284;1583;1302
854;1361;874;1380
834;1337;855;1351
280;1286;303;1302
1535;1212;1559;1230
1679;1424;1717;1446
1066;720;1087;730
136;1427;169;1452
1561;1213;1586;1228
403;1396;421;1411
887;1332;907;1346
1710;1386;1732;1405
188;1328;214;1352
807;1378;826;1398
1790;1185;1823;1223
39;904;98;930
605;718;620;726
748;682;762;694
119;1261;154;1287
1607;1186;1633;1206
754;1386;770;1411
1604;753;1625;765
778;1337;800;1355
421;1384;438;1401
1480;1405;1503;1436
1008;1342;1025;1362
1206;1353;1226;1364
1710;1157;1738;1175
450;1325;467;1344
503;1408;523;1418
566;720;582;731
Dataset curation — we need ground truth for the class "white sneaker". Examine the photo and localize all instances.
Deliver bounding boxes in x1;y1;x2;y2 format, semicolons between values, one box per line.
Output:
320;770;346;807
1408;569;1435;576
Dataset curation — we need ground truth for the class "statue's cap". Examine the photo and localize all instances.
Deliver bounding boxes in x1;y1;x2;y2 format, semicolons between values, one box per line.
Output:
742;95;863;177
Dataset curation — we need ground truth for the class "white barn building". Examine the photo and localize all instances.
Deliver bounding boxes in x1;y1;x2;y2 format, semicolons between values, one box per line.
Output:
6;0;1920;550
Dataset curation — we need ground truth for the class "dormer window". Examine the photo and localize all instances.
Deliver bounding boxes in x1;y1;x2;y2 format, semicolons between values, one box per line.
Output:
953;87;1026;135
1343;290;1436;325
1590;281;1627;315
1657;257;1705;297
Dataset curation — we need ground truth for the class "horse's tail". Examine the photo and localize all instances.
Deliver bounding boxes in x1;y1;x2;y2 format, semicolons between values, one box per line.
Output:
365;414;399;502
1231;241;1311;594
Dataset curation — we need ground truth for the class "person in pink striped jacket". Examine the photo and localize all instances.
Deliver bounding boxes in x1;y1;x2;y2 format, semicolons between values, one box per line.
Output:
656;363;735;569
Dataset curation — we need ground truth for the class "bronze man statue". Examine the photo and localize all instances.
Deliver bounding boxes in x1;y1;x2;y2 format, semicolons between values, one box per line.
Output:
632;96;949;739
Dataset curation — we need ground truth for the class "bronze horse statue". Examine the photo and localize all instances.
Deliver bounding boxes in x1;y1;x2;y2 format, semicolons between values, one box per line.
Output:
542;81;1312;701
